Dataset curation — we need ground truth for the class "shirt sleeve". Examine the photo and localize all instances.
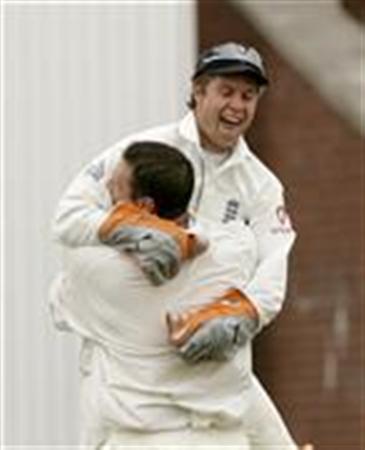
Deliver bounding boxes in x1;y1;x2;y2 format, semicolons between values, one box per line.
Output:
51;144;126;247
241;179;296;329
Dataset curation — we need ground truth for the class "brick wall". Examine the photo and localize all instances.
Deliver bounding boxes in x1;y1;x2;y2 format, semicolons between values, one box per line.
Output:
341;0;365;23
198;1;364;448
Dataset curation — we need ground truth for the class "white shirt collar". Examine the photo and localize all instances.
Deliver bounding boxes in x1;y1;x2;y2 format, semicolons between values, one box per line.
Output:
178;111;252;167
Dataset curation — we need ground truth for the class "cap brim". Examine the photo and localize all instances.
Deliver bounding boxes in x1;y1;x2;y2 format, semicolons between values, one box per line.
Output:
194;62;268;85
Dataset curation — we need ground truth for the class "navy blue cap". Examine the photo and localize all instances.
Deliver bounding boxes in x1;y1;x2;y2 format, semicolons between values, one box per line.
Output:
193;42;268;85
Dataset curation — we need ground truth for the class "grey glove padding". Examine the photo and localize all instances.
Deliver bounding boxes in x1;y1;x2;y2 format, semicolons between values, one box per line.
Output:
102;225;181;286
178;315;257;363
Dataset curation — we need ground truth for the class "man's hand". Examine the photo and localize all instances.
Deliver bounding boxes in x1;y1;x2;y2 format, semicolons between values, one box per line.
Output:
178;315;257;363
105;225;181;285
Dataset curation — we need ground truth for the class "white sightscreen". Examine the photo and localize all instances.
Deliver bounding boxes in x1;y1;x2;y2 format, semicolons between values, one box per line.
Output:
4;2;196;447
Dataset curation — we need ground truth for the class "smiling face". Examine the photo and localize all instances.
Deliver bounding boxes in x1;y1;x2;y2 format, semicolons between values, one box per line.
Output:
193;75;262;153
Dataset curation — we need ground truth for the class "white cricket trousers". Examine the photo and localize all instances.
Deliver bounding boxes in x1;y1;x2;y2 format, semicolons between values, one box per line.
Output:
100;377;298;450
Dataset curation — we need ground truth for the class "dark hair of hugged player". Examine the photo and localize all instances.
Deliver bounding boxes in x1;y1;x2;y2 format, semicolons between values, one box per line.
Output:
124;141;194;220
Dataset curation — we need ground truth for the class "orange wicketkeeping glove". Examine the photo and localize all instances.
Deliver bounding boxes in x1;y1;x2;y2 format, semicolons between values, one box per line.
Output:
166;288;259;347
98;202;208;285
99;202;205;260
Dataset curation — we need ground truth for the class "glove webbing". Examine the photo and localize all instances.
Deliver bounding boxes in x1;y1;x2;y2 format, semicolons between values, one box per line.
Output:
166;288;259;346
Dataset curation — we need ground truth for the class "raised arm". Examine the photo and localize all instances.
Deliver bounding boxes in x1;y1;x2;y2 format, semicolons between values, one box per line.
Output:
52;142;130;247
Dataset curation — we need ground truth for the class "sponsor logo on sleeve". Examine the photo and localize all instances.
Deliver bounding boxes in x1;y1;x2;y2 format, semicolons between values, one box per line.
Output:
271;205;293;233
86;160;105;181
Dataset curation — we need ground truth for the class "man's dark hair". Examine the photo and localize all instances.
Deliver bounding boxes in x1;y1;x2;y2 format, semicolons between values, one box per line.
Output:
123;141;194;219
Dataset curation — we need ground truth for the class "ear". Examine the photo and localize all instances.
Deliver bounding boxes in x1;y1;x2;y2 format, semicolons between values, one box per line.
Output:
135;196;156;213
192;81;204;100
106;177;117;205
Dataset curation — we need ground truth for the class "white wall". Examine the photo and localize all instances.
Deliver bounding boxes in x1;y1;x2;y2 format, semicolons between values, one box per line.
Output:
4;3;196;446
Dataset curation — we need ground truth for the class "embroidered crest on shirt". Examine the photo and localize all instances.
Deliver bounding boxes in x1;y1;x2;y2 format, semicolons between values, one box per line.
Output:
222;199;240;223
